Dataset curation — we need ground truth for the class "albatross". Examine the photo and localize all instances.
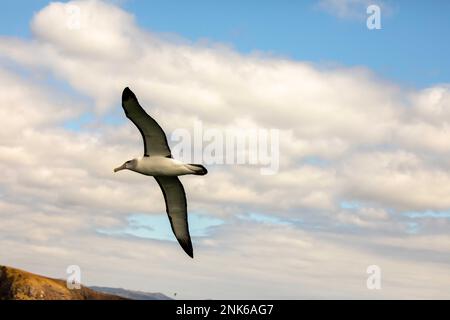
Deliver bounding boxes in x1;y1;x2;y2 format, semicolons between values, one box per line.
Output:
114;87;207;258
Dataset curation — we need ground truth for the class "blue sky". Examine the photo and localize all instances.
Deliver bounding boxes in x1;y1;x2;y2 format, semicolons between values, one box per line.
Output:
1;0;449;88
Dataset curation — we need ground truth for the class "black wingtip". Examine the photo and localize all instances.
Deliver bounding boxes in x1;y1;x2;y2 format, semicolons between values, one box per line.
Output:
184;243;194;259
122;87;135;101
179;239;194;259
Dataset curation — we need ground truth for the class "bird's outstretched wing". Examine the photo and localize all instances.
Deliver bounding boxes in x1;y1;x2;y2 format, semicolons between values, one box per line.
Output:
121;87;172;157
154;176;193;258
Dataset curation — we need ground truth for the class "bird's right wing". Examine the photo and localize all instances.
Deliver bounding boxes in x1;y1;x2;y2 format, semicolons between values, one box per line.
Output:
154;176;193;258
122;87;172;157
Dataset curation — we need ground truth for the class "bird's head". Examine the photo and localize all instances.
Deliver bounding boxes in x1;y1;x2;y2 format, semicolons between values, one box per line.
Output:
114;159;138;172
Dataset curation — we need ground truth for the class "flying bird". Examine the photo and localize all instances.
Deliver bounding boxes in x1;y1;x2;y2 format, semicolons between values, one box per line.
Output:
114;87;207;258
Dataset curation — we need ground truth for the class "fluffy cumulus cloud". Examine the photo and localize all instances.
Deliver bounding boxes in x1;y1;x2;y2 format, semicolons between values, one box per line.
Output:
0;0;449;299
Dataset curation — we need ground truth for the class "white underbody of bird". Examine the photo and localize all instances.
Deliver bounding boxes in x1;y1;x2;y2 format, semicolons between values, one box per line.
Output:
113;87;207;258
115;156;207;177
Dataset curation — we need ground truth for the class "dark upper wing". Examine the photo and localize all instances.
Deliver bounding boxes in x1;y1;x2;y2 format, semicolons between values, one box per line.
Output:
154;176;193;258
122;87;171;157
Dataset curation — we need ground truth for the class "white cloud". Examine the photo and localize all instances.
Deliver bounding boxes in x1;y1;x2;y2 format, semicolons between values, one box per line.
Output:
0;0;449;299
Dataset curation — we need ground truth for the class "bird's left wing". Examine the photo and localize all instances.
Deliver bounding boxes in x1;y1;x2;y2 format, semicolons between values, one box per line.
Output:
122;87;172;157
154;176;193;258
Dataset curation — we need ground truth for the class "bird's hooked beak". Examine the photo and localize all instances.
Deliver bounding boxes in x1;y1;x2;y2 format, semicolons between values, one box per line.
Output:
114;163;127;173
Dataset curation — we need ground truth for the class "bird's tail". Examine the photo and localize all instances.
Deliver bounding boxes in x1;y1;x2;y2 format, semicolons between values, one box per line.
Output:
186;164;208;176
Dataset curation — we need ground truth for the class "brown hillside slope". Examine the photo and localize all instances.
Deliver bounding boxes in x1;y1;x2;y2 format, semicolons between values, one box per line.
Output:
0;265;126;300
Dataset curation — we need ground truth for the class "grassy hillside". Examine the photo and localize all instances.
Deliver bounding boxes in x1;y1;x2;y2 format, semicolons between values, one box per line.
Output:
0;265;126;300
